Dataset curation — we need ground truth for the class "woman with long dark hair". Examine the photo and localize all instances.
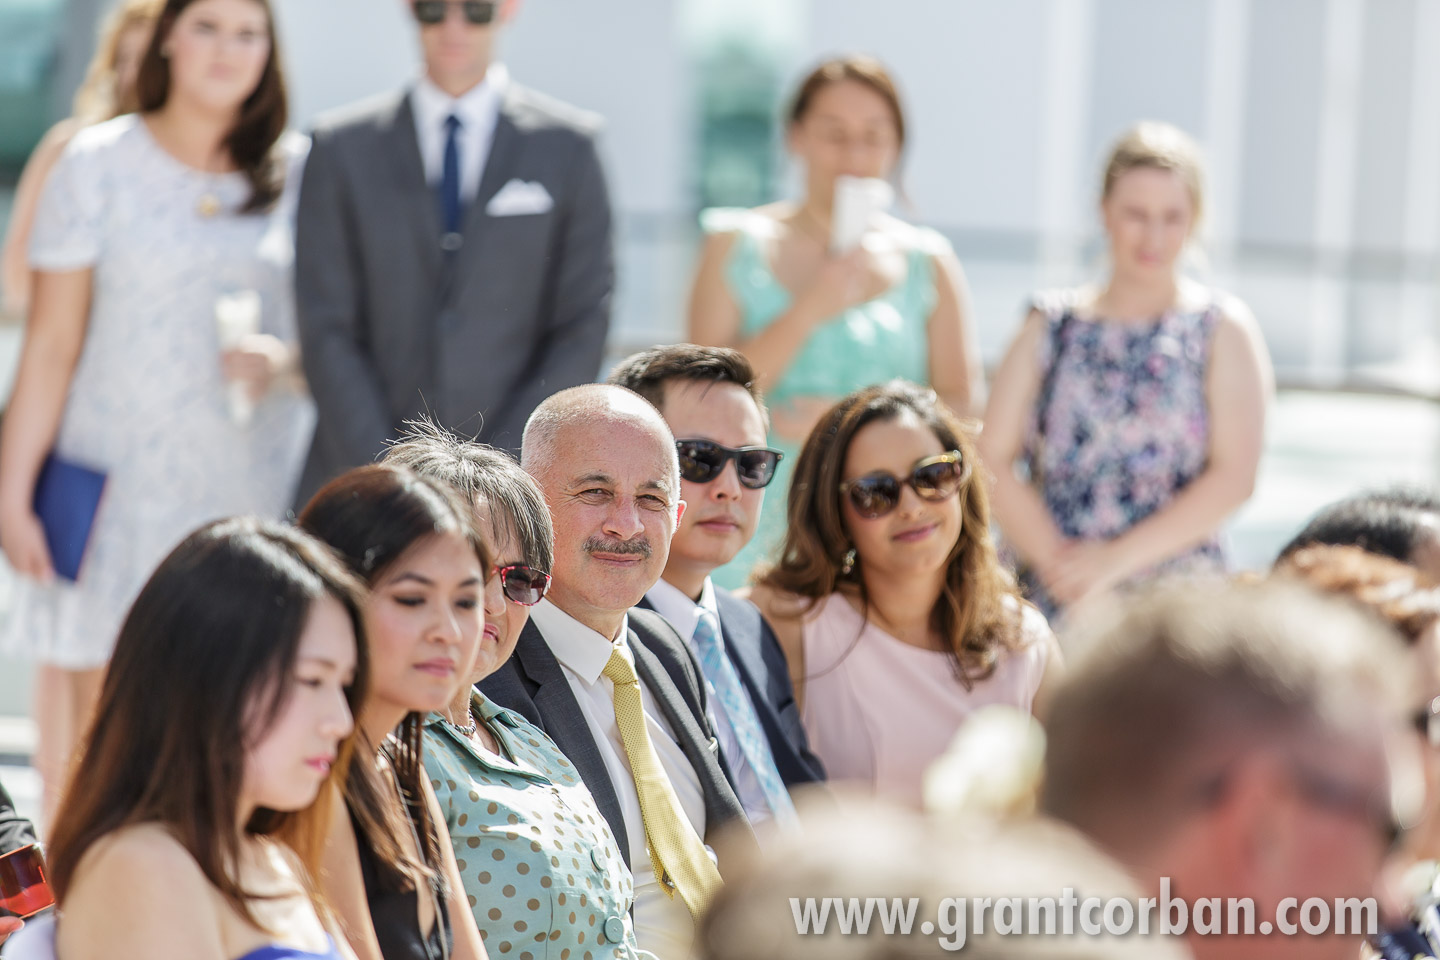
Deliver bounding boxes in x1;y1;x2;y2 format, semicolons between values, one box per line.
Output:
0;0;314;828
40;517;367;959
747;381;1060;806
298;465;490;960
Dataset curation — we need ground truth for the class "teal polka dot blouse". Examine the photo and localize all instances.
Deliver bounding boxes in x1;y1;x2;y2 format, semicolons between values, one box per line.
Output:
423;691;643;960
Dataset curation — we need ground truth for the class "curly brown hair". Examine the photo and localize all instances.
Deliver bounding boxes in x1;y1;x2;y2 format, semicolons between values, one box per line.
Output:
757;380;1024;685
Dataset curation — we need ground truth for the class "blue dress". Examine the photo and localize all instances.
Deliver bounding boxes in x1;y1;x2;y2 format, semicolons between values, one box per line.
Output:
233;939;345;960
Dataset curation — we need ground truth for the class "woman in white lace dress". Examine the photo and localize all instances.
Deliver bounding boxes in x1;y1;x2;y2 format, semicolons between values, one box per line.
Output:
0;0;313;827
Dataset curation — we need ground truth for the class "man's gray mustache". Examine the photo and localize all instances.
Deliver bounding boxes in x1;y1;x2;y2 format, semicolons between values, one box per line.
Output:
583;536;652;558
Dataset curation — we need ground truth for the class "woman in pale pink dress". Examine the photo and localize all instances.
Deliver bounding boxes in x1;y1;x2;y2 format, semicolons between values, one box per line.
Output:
748;380;1060;806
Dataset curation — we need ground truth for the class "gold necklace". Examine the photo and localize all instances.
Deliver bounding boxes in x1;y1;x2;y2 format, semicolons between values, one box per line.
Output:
196;192;222;218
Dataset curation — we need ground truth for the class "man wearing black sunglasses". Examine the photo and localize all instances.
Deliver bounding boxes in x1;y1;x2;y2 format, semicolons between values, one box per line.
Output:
1041;582;1416;960
609;345;826;830
293;0;614;503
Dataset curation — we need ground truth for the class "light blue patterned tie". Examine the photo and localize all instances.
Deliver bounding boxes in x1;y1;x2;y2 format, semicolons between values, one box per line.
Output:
691;609;798;826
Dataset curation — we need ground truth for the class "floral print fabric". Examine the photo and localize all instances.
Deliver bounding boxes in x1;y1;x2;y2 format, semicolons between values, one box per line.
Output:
1021;292;1226;615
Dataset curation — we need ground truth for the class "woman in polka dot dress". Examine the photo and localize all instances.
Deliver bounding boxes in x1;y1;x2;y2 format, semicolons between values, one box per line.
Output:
387;428;650;959
424;698;645;960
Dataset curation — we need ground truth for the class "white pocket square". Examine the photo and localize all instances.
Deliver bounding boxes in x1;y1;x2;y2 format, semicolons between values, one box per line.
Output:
485;179;553;217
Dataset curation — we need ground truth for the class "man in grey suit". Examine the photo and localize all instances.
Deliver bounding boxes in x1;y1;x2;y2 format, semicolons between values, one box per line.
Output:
294;0;613;501
480;384;753;959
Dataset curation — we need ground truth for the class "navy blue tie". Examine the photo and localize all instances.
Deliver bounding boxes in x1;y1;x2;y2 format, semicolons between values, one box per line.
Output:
439;113;462;236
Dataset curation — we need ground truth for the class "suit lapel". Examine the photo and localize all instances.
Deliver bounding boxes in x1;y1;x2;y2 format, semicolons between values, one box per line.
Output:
630;629;706;754
510;622;630;860
384;91;443;282
712;604;804;778
630;626;748;844
464;102;522;236
444;103;522;304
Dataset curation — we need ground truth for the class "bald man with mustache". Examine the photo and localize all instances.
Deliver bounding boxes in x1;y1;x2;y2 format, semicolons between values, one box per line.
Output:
479;384;752;960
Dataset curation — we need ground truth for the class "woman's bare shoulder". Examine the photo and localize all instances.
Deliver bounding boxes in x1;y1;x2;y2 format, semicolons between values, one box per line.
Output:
74;822;202;879
63;823;218;926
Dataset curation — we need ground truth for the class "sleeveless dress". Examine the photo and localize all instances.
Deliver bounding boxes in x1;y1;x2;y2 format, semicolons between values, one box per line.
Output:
422;692;642;959
352;791;453;960
233;939;346;960
3;115;315;668
1021;292;1227;617
701;207;947;588
799;593;1052;808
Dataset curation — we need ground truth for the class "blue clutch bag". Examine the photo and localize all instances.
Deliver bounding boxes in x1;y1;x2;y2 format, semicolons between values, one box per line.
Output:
32;454;107;582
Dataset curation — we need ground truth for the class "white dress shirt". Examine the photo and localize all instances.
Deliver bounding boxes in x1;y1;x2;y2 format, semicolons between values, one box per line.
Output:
528;599;706;959
645;577;775;826
409;64;508;204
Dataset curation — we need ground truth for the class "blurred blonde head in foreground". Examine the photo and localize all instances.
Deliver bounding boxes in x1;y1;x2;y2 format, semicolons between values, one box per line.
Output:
698;799;1190;960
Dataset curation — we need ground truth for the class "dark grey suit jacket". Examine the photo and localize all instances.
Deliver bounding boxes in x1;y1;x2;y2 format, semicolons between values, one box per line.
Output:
478;607;754;867
637;587;826;790
294;82;613;502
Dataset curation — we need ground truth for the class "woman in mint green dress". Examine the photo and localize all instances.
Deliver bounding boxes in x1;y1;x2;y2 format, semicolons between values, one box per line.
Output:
688;56;982;587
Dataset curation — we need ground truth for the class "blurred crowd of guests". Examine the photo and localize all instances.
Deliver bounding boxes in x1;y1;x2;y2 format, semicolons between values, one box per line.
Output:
0;1;1423;960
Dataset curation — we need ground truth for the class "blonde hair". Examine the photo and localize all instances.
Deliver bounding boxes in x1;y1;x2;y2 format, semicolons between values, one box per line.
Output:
72;0;164;122
1101;121;1206;229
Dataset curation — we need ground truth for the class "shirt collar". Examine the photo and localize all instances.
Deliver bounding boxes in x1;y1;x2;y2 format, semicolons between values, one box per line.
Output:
529;598;630;686
645;576;719;642
422;690;547;782
413;63;508;133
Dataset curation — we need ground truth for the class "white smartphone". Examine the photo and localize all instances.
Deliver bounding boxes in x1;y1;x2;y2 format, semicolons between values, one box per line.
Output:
831;176;894;254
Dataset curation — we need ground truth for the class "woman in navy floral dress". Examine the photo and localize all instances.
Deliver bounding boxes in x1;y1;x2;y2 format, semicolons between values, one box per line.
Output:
980;123;1273;619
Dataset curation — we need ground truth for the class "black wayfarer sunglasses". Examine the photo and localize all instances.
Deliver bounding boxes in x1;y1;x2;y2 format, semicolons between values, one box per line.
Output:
412;0;498;26
676;439;784;490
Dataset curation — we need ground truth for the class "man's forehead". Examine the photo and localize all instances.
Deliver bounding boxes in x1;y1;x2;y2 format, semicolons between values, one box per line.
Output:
553;414;672;456
662;380;766;444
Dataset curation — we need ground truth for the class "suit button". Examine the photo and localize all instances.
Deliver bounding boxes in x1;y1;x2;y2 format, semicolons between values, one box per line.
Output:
441;232;463;252
603;916;625;944
591;848;604;870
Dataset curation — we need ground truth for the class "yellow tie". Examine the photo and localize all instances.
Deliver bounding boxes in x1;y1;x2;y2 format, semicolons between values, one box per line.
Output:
602;645;723;918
